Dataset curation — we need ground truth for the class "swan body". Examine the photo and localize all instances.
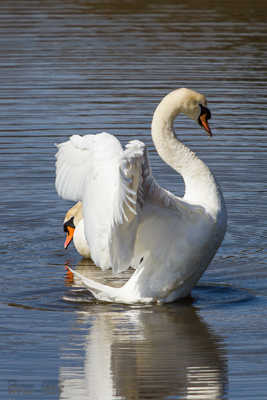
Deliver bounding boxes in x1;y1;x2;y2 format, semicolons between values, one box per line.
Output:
56;88;227;304
64;201;91;258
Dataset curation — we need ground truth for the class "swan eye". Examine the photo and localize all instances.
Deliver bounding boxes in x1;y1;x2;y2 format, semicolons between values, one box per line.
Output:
64;216;75;232
199;104;211;120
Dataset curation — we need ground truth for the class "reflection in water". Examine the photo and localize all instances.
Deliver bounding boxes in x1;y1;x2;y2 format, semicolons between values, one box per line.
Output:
60;263;226;400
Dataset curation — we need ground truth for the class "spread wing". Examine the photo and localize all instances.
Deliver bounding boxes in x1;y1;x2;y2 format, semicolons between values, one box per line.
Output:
55;133;149;273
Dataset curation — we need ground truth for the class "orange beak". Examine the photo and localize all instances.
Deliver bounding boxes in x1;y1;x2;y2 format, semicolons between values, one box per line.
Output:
199;113;212;137
64;226;75;249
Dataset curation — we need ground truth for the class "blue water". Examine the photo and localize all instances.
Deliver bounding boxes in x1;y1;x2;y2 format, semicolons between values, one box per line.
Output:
1;1;267;399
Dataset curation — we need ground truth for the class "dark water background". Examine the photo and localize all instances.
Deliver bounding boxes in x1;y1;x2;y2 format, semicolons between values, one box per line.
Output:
1;0;267;399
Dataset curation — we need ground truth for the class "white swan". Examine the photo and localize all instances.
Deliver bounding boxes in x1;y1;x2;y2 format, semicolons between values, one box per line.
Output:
55;88;227;304
63;201;91;258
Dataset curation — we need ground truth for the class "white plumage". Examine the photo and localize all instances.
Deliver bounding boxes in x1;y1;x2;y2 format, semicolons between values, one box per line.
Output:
55;88;227;304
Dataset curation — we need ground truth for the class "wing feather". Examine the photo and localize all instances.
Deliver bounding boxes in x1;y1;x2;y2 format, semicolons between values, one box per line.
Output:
55;134;96;201
109;140;147;272
55;134;149;273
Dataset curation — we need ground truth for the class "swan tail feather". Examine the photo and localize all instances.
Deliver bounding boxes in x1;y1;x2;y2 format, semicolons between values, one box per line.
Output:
67;267;155;304
68;267;120;302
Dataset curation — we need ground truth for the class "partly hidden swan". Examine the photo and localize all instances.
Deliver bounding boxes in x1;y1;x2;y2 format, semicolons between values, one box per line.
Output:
55;88;227;304
64;201;91;259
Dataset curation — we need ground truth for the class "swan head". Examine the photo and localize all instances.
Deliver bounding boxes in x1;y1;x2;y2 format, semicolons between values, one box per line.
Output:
178;88;212;137
63;201;83;249
162;88;212;137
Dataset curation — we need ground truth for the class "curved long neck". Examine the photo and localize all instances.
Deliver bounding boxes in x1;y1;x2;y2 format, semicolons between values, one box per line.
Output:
151;97;222;213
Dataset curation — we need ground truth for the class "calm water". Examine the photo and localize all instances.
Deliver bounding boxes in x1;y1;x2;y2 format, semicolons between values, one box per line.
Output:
1;0;267;399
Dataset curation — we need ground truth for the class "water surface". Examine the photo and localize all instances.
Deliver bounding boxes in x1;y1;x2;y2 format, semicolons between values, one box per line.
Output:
1;0;267;399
